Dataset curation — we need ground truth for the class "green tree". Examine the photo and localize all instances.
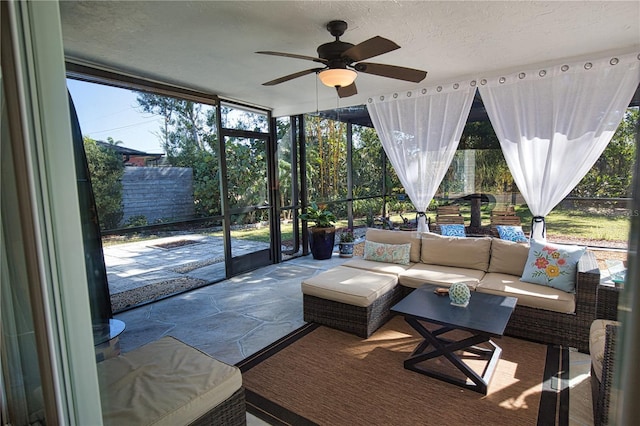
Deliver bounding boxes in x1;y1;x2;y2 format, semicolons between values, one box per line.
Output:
304;115;348;203
83;136;124;229
352;125;385;198
459;121;500;150
573;107;638;198
136;92;221;216
225;137;268;223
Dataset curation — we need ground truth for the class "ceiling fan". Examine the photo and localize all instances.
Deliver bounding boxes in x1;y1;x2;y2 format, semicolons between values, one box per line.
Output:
257;20;427;98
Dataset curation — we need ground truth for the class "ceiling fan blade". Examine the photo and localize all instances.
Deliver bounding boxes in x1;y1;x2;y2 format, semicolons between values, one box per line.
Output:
337;82;357;98
262;68;324;86
355;62;427;83
341;36;400;62
256;51;327;64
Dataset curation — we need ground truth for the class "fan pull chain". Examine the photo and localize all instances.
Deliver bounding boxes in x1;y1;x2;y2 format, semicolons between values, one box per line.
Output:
315;74;319;114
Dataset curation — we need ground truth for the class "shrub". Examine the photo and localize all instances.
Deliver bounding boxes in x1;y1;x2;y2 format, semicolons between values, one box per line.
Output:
83;137;124;229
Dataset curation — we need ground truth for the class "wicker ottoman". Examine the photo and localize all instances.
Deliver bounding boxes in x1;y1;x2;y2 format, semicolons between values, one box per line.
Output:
97;336;246;426
301;266;401;338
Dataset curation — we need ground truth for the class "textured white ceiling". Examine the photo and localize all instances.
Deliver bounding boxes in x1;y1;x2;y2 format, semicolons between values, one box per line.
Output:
59;1;640;117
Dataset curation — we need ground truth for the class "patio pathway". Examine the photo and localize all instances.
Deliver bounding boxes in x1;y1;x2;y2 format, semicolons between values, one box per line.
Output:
104;234;271;294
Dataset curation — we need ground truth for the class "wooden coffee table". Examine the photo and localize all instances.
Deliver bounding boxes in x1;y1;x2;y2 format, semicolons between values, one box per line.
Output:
391;284;517;394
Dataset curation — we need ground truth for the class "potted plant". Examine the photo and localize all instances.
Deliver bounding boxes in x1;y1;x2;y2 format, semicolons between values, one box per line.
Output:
300;203;337;260
338;228;355;258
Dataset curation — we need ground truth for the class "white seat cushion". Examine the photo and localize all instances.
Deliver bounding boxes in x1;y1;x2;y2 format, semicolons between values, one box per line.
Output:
398;263;485;289
476;272;575;313
97;336;242;426
301;266;397;307
342;257;414;276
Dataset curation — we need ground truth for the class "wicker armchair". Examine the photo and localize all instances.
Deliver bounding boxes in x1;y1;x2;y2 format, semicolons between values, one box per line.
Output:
502;250;603;353
590;322;619;426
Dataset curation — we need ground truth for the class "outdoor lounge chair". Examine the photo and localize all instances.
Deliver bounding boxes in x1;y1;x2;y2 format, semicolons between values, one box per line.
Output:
590;320;620;426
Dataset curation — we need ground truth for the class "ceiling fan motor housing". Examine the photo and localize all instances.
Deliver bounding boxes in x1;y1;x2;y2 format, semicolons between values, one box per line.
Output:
317;41;355;68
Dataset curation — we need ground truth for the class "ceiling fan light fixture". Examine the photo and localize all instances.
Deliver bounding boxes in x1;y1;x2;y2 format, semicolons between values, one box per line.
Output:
318;68;357;88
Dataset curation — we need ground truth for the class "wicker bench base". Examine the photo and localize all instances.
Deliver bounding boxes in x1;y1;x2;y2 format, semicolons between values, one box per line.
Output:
191;387;246;426
303;286;403;338
504;305;592;352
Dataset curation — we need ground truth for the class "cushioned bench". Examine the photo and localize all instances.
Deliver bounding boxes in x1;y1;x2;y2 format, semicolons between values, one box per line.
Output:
301;266;402;338
97;336;246;426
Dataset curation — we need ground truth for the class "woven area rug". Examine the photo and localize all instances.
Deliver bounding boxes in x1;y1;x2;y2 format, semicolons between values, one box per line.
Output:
238;316;569;426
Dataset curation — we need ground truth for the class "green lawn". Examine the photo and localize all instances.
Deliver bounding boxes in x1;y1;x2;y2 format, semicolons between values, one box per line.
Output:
512;206;630;242
435;204;630;242
106;206;630;246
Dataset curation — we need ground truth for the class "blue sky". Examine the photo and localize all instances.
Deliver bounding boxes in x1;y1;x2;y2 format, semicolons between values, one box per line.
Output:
67;79;165;153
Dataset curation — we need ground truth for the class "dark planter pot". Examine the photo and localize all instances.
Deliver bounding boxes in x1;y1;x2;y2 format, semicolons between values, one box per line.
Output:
339;242;354;258
308;226;336;260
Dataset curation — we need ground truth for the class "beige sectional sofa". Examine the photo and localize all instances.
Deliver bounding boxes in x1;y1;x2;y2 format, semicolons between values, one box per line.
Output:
303;228;608;352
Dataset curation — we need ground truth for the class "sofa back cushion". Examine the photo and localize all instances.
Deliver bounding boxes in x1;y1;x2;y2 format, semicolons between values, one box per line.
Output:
421;232;491;271
365;228;421;263
488;238;529;276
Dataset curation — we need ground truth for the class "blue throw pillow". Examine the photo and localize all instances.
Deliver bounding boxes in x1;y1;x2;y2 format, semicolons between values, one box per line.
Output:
520;240;586;293
440;224;465;237
496;225;528;243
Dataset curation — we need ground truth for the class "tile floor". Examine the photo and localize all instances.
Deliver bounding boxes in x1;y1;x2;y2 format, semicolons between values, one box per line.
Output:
110;250;594;425
113;253;350;425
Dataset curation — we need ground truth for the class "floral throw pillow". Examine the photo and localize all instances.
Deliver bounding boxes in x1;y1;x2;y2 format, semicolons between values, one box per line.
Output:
496;225;528;243
520;240;586;293
440;224;466;237
363;241;411;265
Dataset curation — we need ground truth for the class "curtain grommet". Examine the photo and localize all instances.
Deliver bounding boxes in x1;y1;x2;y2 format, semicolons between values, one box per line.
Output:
518;73;526;79
538;70;547;77
610;58;619;66
584;62;593;70
561;65;569;72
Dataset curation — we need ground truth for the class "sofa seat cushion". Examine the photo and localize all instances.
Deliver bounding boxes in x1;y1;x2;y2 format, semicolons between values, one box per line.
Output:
476;272;575;313
301;266;397;307
365;228;422;263
589;319;621;382
398;263;485;289
421;232;492;271
97;336;242;426
342;258;414;276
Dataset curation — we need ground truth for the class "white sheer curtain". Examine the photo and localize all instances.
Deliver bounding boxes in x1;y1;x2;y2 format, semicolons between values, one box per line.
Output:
367;84;476;232
479;53;640;240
